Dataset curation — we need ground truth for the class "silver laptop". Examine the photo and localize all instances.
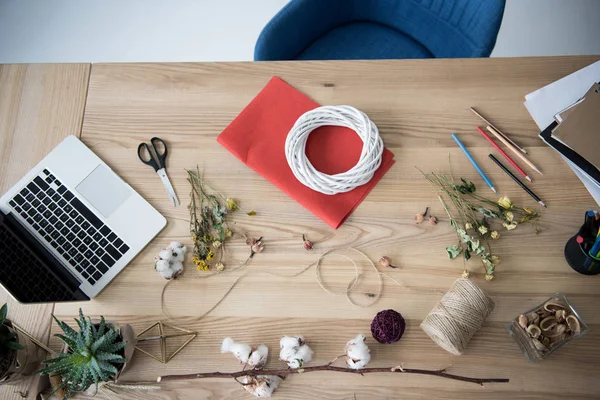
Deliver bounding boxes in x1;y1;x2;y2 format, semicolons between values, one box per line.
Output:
0;135;166;302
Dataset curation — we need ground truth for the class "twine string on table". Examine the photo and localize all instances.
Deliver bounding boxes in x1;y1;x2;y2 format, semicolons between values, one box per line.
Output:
285;105;384;195
160;247;410;322
420;278;495;355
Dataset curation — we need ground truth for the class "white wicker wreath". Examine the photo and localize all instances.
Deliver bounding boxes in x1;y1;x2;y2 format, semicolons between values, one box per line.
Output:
285;105;384;195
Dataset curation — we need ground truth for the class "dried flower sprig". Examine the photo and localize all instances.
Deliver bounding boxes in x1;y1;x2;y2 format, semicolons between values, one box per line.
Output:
421;169;540;280
187;167;256;271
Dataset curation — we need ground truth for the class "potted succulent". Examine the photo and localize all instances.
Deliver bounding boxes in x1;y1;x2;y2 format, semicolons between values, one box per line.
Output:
39;309;136;399
0;303;44;384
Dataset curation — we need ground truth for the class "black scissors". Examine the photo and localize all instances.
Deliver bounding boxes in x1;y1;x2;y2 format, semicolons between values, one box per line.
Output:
137;137;180;206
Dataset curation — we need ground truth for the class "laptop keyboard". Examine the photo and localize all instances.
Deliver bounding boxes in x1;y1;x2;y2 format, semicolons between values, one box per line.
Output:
0;222;75;302
7;169;130;286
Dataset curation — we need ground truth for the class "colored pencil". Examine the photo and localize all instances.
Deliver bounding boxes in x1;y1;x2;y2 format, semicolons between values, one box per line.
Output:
470;107;528;154
488;154;546;207
486;126;543;175
451;133;496;194
476;126;533;182
590;235;600;258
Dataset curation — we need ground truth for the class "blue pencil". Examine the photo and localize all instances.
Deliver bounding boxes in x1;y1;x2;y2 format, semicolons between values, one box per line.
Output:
452;133;497;194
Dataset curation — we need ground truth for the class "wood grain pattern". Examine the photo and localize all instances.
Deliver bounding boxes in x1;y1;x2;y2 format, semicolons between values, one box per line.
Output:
0;63;90;400
48;56;600;400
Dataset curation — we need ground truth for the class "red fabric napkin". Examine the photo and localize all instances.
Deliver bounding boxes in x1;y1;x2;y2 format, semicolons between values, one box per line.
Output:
217;77;395;229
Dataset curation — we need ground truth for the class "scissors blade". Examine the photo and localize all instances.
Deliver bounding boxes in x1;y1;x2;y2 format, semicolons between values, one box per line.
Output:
157;168;180;207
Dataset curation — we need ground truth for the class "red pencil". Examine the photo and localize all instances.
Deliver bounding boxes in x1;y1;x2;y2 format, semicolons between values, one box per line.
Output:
476;126;532;182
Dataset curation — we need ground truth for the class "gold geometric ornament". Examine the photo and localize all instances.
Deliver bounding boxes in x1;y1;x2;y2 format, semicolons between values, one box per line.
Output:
134;321;197;363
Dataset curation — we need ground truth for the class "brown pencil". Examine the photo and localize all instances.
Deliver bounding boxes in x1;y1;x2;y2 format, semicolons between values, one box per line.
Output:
486;126;543;175
470;107;528;154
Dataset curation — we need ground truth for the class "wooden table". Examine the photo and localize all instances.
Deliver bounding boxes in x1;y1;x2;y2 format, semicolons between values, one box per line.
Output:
1;56;599;399
0;64;90;399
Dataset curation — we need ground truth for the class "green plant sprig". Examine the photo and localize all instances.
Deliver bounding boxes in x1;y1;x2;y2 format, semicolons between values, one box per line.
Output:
420;167;540;280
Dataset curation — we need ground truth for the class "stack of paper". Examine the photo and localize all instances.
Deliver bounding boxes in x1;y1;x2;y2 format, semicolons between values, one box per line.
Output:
524;61;600;206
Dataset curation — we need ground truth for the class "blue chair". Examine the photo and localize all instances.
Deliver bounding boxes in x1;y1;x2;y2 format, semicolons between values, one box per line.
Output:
255;0;505;61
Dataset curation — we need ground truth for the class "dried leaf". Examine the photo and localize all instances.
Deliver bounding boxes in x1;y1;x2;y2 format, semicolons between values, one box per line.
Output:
446;245;462;259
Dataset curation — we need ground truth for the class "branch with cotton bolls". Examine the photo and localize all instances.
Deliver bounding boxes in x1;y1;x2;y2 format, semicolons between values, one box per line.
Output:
157;335;509;397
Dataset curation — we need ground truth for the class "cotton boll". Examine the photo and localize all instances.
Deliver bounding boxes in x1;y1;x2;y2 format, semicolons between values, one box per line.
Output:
295;345;313;364
155;259;170;273
248;344;269;369
279;335;303;349
168;241;184;250
168;242;187;262
221;337;252;364
279;335;312;369
241;375;282;398
155;259;175;279
158;249;176;261
170;260;184;277
173;248;186;262
345;334;371;370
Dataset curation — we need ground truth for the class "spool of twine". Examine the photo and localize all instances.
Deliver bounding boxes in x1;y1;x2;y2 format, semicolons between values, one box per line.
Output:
420;278;495;355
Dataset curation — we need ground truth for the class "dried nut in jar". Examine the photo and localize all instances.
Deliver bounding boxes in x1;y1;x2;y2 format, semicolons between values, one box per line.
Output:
540;316;558;332
537;308;552;318
549;333;567;347
527;312;540;325
555;309;567;322
526;324;541;338
566;315;581;334
545;324;567;337
544;301;566;313
541;336;551;347
518;314;528;329
532;339;547;352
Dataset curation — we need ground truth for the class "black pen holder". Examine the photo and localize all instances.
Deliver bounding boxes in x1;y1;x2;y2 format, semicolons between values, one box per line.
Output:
564;235;600;275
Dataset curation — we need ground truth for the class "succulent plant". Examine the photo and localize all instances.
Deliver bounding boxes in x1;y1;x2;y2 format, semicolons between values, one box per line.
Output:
39;309;126;399
0;303;24;354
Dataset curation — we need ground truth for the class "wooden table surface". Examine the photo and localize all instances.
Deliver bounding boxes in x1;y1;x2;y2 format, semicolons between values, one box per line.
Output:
1;56;600;399
0;63;90;400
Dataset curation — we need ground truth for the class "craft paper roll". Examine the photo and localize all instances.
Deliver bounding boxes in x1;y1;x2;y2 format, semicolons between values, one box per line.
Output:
420;278;495;355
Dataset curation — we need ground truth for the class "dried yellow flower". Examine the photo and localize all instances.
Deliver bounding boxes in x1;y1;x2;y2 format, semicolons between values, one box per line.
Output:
193;235;199;243
225;229;233;238
523;207;536;215
485;274;495;281
195;259;209;271
503;221;518;231
490;231;500;240
461;269;470;279
206;250;215;260
226;198;238;211
215;262;225;272
498;196;513;210
491;255;500;266
465;222;473;230
203;233;213;242
478;225;488;235
212;240;222;249
504;211;514;222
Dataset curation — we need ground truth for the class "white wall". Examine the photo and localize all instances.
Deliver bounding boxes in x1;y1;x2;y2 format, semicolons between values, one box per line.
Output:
492;0;600;57
0;0;288;63
0;0;598;63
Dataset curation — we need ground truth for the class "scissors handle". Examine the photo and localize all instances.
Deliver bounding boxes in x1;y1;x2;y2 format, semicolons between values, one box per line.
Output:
137;137;168;172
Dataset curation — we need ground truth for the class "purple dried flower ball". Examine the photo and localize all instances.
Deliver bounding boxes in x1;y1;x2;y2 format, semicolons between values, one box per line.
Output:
371;309;406;344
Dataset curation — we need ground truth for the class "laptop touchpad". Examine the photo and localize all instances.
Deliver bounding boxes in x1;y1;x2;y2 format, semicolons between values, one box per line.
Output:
76;165;132;218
